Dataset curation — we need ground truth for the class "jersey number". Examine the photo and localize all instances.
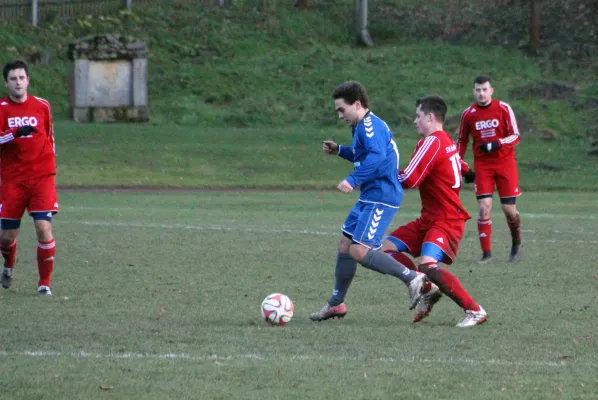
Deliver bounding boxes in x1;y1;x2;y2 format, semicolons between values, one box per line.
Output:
449;154;462;189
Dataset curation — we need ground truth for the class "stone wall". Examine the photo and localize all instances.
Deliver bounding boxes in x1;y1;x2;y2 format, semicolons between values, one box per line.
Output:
68;34;149;123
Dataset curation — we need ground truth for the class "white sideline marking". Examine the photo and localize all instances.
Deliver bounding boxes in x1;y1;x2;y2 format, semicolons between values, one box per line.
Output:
0;350;585;368
62;220;335;236
60;220;598;244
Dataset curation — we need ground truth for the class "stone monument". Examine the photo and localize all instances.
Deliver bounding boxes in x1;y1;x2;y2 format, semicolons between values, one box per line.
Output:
68;34;149;122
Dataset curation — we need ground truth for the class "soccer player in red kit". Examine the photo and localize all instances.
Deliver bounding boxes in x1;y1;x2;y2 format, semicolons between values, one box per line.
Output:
0;60;58;296
458;76;522;263
381;96;487;327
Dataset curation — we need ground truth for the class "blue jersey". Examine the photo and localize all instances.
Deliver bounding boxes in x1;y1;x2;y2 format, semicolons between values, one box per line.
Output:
337;112;403;207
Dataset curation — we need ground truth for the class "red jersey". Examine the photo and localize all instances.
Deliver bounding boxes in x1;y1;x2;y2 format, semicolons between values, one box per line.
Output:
457;99;520;163
399;130;471;222
0;95;56;183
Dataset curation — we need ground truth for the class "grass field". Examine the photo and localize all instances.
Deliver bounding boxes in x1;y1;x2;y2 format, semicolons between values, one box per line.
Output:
1;1;596;135
0;189;597;399
55;121;598;191
1;1;596;398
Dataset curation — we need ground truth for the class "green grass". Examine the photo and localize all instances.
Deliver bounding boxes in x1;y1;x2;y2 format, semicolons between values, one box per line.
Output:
0;190;597;399
55;121;597;191
0;0;595;136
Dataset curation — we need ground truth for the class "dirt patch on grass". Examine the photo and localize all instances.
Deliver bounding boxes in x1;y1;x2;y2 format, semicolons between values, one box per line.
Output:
510;81;576;100
519;162;563;172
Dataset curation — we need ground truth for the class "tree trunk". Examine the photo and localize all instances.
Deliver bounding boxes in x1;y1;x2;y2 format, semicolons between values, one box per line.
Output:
355;0;374;47
295;0;309;10
529;0;540;54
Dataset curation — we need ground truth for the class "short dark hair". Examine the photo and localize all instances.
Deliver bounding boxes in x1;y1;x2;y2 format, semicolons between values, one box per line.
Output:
473;75;492;86
3;60;29;81
416;95;447;122
332;81;369;109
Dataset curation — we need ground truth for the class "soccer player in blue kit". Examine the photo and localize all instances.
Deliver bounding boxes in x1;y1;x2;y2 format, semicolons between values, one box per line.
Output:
310;81;428;321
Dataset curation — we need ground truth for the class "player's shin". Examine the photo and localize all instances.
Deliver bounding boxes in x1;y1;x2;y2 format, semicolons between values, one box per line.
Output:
418;262;480;312
362;250;418;284
328;252;357;307
1;240;17;267
507;213;521;244
37;239;55;287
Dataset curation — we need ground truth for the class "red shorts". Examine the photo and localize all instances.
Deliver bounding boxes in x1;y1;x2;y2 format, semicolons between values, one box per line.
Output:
474;158;521;198
387;218;466;265
0;175;59;220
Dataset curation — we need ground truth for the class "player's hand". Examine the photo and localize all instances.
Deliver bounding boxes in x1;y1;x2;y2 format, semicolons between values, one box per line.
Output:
478;141;501;153
463;169;476;184
337;180;353;193
323;140;339;155
15;125;37;137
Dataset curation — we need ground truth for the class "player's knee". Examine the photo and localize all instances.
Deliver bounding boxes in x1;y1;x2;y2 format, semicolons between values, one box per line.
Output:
379;239;397;253
418;259;439;275
338;235;352;253
349;244;369;263
500;200;517;218
0;236;15;248
478;202;492;218
33;220;53;241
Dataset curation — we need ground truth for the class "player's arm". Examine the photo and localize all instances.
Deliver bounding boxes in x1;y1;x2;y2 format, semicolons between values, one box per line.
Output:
456;108;471;159
398;136;441;189
497;102;520;149
338;144;354;162
460;159;475;183
344;128;386;188
46;101;56;151
0;110;37;145
0;126;37;144
323;140;354;162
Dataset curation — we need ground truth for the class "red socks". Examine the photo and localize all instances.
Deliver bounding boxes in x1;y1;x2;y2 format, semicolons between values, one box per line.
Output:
477;219;492;253
37;239;56;287
1;240;17;268
419;262;480;311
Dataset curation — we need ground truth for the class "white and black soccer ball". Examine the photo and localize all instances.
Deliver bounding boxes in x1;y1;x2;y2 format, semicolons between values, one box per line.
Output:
261;293;294;326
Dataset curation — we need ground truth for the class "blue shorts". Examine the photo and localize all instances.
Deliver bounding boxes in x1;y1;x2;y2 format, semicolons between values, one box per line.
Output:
341;201;399;249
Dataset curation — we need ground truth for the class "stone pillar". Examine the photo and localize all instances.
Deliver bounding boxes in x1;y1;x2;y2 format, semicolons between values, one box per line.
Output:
67;34;149;122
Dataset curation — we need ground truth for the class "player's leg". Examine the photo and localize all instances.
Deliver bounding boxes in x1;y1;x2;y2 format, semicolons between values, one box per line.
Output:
352;204;427;309
32;218;55;296
0;224;20;289
477;196;493;263
386;235;443;323
0;182;27;289
309;203;359;321
497;159;522;262
501;200;522;262
474;163;495;263
384;247;438;321
386;250;417;271
417;222;487;327
29;175;59;296
378;219;429;309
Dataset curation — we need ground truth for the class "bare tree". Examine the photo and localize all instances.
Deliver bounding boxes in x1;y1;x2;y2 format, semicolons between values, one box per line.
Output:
529;0;540;54
295;0;309;10
355;0;373;47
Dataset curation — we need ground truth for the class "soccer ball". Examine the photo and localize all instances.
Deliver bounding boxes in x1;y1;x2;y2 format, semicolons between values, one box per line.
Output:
261;293;294;326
